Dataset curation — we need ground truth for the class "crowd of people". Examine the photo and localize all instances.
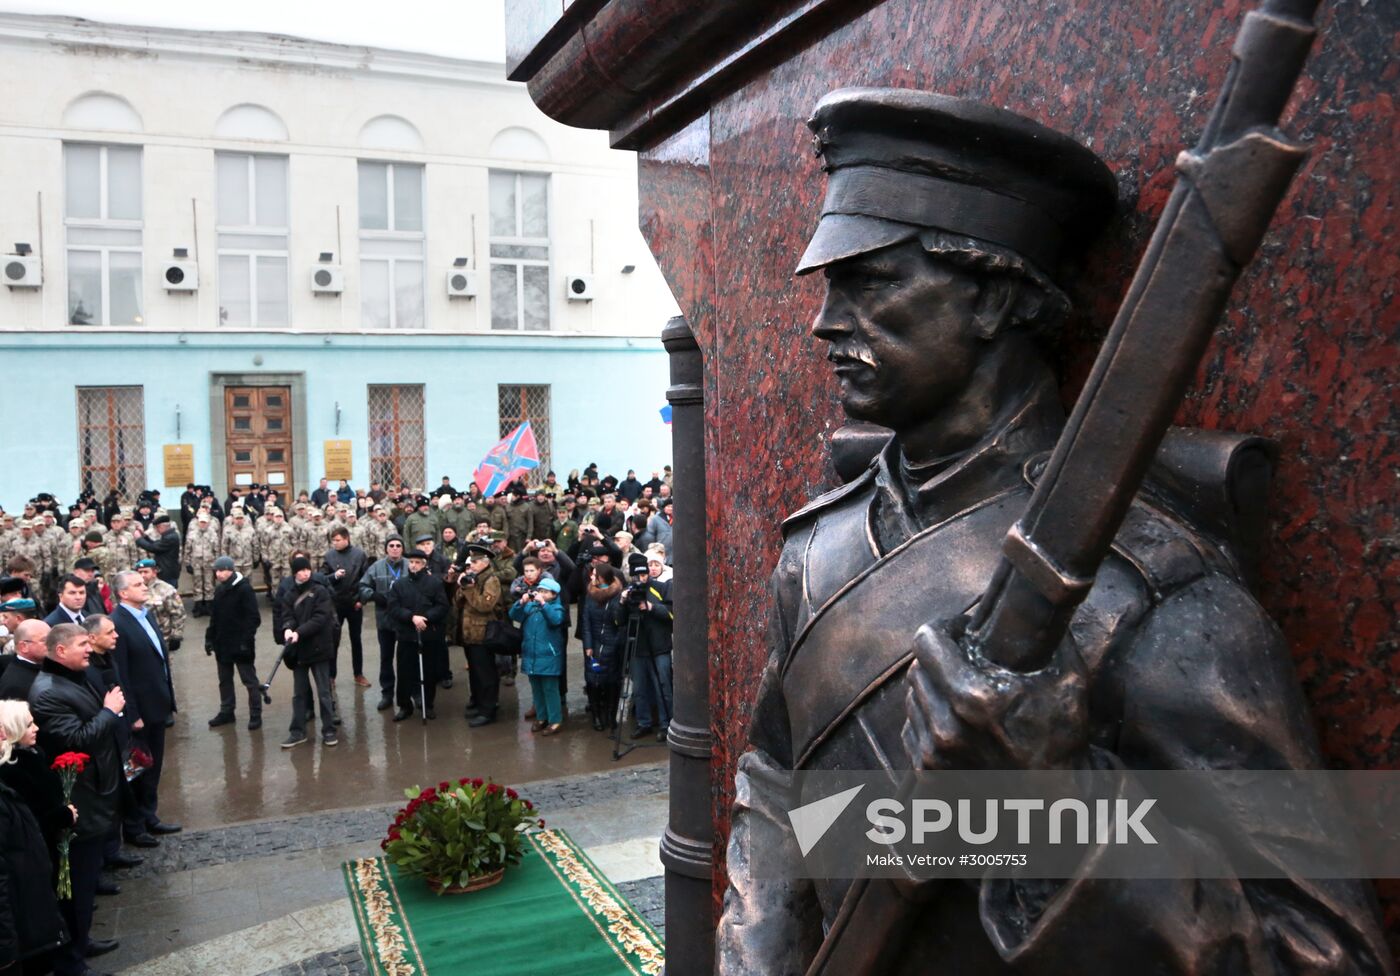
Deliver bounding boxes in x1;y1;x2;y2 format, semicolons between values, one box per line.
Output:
0;464;675;974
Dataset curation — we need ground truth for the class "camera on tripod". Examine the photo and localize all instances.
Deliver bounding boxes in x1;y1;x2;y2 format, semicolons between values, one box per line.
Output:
621;582;648;609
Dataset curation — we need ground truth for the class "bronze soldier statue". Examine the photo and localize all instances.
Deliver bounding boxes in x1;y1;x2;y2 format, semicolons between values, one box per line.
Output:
714;88;1393;975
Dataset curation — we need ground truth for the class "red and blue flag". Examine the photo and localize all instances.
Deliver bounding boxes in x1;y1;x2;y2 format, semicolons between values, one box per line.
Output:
473;422;540;496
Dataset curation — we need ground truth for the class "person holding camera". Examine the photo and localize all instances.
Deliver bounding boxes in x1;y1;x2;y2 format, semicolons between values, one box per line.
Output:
454;544;502;727
581;564;625;731
619;552;674;740
510;576;566;736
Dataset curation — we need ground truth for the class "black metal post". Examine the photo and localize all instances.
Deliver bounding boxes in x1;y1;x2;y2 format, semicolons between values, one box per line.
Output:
659;316;714;975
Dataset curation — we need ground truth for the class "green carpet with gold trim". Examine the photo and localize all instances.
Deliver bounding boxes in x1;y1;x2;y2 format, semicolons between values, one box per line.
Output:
343;829;664;976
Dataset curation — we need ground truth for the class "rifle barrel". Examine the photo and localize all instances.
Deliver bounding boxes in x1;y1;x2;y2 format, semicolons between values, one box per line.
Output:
966;1;1320;671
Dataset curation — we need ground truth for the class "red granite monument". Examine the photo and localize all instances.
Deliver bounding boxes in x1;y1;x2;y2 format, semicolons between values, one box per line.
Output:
508;0;1398;969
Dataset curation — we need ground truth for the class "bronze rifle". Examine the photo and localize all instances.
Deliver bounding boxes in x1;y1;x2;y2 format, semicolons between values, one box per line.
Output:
806;1;1323;973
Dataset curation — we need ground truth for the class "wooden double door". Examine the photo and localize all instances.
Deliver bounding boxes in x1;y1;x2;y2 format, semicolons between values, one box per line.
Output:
225;386;294;491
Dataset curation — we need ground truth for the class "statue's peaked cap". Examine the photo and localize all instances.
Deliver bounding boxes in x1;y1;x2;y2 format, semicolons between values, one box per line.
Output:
797;88;1117;279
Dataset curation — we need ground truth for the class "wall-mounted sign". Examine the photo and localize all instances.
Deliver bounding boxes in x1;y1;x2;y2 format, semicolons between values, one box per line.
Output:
323;439;353;481
163;444;195;486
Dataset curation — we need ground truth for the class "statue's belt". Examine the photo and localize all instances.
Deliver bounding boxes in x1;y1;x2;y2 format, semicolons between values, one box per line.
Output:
782;494;1020;769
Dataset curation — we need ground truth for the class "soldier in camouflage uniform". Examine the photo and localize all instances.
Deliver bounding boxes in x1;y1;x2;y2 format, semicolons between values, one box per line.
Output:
79;531;121;584
345;511;370;555
362;507;392;560
12;521;47;607
63;521;86;567
183;511;222;615
295;508;328;555
103;509;141;574
136;558;186;651
221;508;260;578
31;517;62;608
0;514;14;568
262;509;296;596
0;518;16;568
255;506;278;590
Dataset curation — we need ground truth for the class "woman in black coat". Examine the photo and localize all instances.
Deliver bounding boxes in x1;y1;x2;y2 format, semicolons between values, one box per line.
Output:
0;701;72;974
205;559;263;729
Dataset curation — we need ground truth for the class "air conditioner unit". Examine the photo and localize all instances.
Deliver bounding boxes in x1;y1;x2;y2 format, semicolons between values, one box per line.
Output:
446;268;478;298
162;261;198;292
312;265;344;295
2;255;40;289
564;273;594;302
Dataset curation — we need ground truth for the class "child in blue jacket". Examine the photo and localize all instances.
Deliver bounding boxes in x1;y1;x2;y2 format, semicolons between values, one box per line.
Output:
510;575;567;734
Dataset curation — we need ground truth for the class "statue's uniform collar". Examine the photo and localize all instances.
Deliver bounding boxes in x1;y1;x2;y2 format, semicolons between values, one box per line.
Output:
872;376;1065;548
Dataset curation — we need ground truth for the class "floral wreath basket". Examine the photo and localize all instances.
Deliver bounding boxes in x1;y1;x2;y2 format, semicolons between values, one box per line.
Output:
382;778;543;894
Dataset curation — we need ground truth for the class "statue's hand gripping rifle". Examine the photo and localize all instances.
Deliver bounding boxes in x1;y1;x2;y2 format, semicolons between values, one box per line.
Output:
806;2;1322;973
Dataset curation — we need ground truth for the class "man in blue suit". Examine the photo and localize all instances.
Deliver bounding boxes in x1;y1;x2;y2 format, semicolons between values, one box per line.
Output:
109;570;181;847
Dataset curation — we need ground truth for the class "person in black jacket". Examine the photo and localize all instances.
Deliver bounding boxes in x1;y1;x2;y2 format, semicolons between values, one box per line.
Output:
80;614;143;880
133;515;181;588
28;623;126;973
580;565;625;731
319;528;368;688
0;699;79;887
205;557;262;732
274;557;338;749
0;771;68;976
619;555;673;740
385;550;448;722
109;571;179;848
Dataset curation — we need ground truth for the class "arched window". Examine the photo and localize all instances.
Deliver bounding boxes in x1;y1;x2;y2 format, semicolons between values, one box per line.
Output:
214;104;290;142
62;92;143;132
489;126;550;163
359;115;425;152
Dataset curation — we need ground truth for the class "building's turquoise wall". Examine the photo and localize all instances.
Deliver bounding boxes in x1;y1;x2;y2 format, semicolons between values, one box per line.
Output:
0;331;672;506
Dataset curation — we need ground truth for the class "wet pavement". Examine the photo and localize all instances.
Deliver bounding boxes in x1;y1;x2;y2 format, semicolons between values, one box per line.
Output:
155;604;662;829
85;603;670;974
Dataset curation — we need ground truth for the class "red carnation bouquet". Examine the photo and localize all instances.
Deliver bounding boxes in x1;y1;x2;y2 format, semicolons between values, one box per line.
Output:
50;752;89;899
382;778;542;894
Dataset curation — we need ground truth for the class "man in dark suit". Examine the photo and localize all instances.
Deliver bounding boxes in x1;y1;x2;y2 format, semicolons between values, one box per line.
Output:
45;574;93;628
109;570;181;846
0;618;50;700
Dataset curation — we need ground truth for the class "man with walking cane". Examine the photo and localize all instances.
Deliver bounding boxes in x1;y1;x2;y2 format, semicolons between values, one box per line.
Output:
386;549;448;722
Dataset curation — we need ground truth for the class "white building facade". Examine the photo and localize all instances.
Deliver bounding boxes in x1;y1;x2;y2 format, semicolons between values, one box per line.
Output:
0;15;678;505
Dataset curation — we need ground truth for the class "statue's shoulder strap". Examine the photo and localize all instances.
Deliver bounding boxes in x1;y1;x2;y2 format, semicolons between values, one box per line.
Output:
1109;498;1237;603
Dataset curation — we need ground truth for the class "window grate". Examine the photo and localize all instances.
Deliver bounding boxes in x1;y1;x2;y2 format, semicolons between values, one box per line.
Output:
368;384;426;491
76;386;146;498
497;384;551;485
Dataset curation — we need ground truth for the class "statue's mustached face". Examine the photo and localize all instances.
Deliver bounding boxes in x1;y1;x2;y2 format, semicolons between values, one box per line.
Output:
811;241;981;430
